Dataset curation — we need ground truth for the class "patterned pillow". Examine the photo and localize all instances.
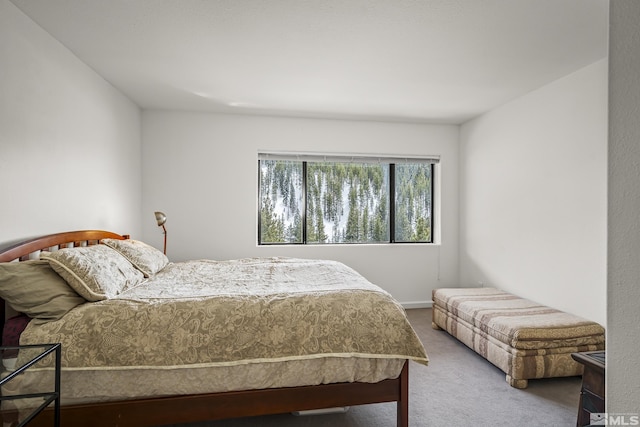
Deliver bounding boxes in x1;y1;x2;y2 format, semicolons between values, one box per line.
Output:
101;239;169;277
0;260;85;321
41;245;144;301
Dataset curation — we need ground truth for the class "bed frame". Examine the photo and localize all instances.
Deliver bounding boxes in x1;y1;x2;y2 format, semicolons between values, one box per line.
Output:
0;230;411;427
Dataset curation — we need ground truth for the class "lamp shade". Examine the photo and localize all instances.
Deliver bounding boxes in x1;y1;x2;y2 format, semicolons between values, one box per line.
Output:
154;211;167;255
154;211;167;227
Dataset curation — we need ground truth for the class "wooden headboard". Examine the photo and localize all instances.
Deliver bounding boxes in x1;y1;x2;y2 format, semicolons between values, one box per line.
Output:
0;230;129;342
0;230;128;263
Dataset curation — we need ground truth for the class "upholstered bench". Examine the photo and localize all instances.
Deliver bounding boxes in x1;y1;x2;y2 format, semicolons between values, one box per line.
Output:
431;287;605;388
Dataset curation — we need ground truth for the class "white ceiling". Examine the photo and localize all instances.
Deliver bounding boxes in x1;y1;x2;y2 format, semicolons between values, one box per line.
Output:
11;0;609;124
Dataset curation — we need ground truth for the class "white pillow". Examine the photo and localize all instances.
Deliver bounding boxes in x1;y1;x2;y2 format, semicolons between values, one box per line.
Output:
101;239;169;277
41;245;144;301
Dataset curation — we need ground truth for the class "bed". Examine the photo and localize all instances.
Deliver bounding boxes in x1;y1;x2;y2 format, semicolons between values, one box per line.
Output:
0;230;428;427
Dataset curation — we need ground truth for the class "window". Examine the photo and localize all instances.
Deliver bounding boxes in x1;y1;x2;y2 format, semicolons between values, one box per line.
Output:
258;153;437;245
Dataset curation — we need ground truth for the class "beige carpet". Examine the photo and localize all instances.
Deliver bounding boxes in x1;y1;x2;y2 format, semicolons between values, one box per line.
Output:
170;308;581;427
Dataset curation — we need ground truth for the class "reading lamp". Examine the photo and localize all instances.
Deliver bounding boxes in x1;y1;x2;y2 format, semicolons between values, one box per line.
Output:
154;211;167;255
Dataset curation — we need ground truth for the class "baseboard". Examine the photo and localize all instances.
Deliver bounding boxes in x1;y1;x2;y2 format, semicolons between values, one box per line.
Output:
400;301;433;309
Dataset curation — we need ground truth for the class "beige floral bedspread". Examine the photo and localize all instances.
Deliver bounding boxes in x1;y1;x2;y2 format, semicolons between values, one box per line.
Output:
20;257;428;369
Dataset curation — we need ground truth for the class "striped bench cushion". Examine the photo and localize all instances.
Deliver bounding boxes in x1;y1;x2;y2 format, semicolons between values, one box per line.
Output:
432;287;605;350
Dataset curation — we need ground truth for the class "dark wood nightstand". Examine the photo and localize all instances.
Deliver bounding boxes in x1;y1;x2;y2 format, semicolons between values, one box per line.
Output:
572;350;605;427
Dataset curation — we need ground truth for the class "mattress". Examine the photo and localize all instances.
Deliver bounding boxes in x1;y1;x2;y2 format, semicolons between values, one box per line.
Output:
3;355;406;407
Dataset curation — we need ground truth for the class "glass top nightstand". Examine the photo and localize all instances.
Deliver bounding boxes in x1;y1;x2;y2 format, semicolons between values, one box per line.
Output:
0;343;61;427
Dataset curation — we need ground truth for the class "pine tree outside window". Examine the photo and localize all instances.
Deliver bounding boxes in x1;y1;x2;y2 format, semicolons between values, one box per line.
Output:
258;153;437;245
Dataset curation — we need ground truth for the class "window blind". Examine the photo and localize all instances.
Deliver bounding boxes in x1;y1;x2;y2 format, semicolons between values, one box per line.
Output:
258;151;440;164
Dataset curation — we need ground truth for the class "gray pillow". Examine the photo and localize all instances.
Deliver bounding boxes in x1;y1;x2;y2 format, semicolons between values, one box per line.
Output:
0;260;85;321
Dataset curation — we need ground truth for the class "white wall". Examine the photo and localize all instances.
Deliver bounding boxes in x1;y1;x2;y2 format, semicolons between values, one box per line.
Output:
459;59;608;326
607;0;640;414
0;0;142;243
142;111;459;306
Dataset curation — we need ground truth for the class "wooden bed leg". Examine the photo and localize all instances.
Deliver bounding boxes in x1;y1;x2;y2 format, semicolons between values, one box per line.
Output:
397;362;409;427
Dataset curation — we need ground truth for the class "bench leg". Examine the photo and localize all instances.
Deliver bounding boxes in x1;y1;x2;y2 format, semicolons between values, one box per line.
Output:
506;375;528;389
431;309;443;330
